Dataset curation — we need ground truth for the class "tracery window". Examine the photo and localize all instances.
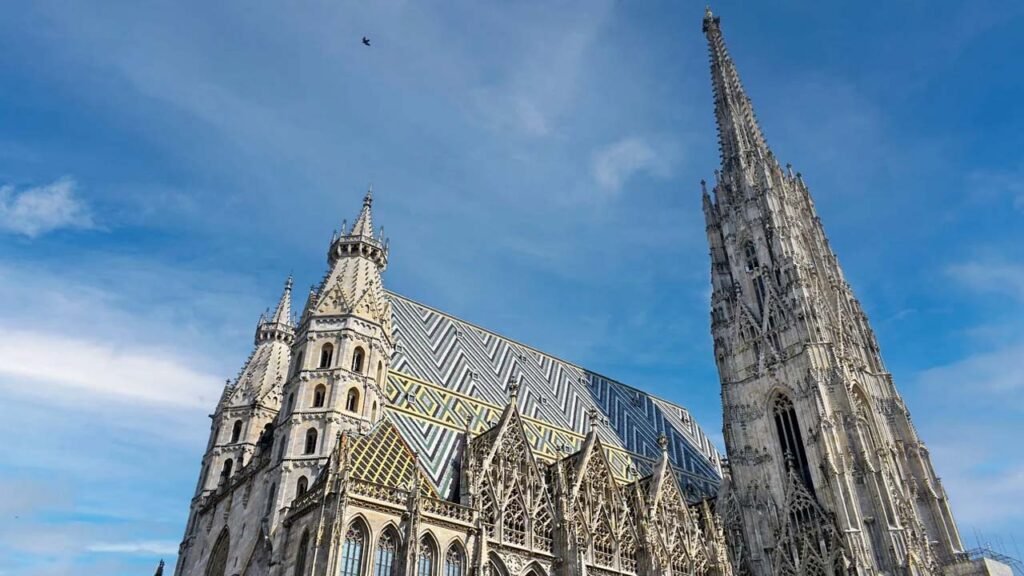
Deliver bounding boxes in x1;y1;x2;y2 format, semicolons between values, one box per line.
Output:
304;428;318;455
339;523;366;576
772;394;813;491
319;343;334;369
296;475;308;497
230;420;243;443
620;534;638;573
502;497;527;546
417;537;436;576
374;529;398;576
533;505;553;551
313;384;327;408
744;242;759;272
444;545;464;576
352;347;365;373
346;388;361;413
481;487;497;538
205;528;230;576
593;520;615;567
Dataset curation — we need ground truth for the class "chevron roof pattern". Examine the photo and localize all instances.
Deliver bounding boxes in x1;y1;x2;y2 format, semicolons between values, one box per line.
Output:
382;292;723;501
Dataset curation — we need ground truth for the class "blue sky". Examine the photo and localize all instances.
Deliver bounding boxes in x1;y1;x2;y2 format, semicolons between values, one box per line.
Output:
1;1;1023;574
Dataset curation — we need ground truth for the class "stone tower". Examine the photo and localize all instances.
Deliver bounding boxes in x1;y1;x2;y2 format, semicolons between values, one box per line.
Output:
266;188;394;524
701;9;963;576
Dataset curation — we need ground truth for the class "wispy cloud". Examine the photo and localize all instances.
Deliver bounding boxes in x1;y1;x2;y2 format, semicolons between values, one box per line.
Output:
0;177;94;238
946;260;1024;304
87;541;179;555
592;136;675;194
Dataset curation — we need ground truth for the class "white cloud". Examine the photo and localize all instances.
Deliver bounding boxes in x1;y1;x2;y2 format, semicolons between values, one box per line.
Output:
87;541;179;555
918;342;1024;394
946;260;1024;304
592;137;673;194
0;328;222;409
0;177;94;238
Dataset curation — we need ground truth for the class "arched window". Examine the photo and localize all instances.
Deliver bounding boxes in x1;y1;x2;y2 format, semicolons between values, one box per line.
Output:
313;384;326;408
294;530;310;576
296;476;308;497
376;361;384;385
319;343;334;369
339;522;366;576
772;394;813;491
444;545;464;576
220;458;233;482
371;401;378;421
346;388;361;413
417;537;436;576
230;420;243;443
374;528;399;576
304;428;318;455
744;241;759;272
351;347;365;373
502;496;527;546
205;528;230;576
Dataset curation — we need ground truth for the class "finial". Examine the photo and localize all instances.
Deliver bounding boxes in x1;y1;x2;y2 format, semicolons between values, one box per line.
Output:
587;408;599;432
285;274;293;291
657;433;669;452
507;373;520;402
700;179;708;195
363;185;373;207
704;5;713;19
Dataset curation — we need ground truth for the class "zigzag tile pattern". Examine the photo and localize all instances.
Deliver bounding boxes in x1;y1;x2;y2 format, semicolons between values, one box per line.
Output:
384;292;723;500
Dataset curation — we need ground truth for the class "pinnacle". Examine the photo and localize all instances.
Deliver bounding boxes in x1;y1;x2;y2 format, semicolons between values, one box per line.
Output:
269;275;293;326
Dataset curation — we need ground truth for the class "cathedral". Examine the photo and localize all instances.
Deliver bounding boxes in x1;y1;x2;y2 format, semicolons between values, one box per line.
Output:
172;9;1003;576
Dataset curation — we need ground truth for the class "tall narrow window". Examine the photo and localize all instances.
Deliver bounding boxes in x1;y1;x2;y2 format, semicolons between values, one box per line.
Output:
772;394;813;491
296;476;308;497
230;420;243;443
339;523;366;576
346;388;361;413
352;347;365;373
374;529;398;576
593;521;614;566
744;242;759;272
417;537;436;576
304;428;318;455
220;459;233;482
319;343;334;369
265;483;276;516
293;352;304;376
313;384;326;408
294;530;310;576
444;545;464;576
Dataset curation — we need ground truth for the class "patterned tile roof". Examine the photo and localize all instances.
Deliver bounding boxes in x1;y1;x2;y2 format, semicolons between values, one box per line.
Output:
382;292;723;501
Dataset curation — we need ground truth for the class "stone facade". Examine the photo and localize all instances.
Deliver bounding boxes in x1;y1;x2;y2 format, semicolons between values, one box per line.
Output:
173;9;998;576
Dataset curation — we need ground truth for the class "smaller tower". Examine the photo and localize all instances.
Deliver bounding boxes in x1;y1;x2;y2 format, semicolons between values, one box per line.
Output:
268;188;395;522
194;277;294;496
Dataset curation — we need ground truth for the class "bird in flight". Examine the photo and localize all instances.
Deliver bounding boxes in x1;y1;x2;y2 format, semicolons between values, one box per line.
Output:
362;36;371;46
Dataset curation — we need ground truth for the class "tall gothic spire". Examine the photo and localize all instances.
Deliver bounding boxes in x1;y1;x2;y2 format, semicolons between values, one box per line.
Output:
703;8;772;170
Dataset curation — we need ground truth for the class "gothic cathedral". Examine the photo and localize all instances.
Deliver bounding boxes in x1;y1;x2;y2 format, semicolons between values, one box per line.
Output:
173;9;1001;576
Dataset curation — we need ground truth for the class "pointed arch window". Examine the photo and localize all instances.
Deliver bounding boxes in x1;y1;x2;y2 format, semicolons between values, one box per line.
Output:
230;420;243;443
313;384;327;408
319;343;334;368
593;519;615;567
743;241;759;272
265;482;277;516
346;388;361;413
296;475;308;497
294;530;310;576
339;523;366;576
376;361;384;385
352;347;365;373
417;537;436;576
220;458;233;483
772;394;813;491
304;428;318;455
374;529;399;576
205;528;230;576
444;545;464;576
502;496;527;546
